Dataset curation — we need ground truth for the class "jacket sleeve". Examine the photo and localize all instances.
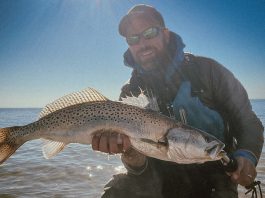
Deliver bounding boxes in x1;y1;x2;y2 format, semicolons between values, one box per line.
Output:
208;58;264;161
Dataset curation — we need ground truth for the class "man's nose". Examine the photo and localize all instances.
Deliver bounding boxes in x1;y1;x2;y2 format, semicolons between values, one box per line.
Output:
138;35;149;47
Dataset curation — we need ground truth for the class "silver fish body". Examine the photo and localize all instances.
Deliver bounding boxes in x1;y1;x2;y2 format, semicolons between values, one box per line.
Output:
0;88;225;164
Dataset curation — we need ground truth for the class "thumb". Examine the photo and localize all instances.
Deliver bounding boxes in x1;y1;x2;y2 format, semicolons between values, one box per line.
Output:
230;158;243;182
231;170;240;180
122;135;131;151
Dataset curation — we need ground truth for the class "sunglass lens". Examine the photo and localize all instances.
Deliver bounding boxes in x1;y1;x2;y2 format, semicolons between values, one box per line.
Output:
143;27;159;39
126;36;139;45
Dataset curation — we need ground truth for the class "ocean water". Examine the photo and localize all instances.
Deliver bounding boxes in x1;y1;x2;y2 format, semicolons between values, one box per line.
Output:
0;100;264;198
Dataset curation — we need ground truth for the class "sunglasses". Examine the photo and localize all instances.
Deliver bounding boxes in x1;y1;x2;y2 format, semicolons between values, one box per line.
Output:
126;27;163;46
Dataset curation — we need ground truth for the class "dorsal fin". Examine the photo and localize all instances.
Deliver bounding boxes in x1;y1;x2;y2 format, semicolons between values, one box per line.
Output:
121;89;160;112
39;87;108;119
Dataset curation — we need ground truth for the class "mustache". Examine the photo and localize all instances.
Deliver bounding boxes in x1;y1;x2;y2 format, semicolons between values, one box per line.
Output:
136;46;155;55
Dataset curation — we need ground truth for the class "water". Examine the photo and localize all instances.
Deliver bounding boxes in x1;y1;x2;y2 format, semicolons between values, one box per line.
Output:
0;100;264;198
0;109;125;198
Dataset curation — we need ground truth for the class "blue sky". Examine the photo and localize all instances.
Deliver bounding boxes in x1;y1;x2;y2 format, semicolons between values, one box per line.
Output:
0;0;264;108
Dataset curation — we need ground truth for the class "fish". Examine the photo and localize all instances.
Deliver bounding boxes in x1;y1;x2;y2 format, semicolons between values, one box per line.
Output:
0;87;226;165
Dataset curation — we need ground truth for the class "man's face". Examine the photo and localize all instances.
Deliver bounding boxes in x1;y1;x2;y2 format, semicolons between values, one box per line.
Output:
125;17;170;71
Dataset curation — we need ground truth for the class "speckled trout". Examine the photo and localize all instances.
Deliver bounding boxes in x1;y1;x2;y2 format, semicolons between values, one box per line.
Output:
0;88;226;165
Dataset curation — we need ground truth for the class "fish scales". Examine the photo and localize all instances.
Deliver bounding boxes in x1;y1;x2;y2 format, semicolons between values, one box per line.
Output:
30;101;176;144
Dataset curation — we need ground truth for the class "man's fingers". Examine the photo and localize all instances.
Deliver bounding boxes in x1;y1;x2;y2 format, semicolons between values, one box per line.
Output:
233;173;254;187
99;133;109;153
92;133;101;151
230;172;240;183
230;157;244;181
122;135;131;151
109;133;119;154
230;167;242;181
117;133;124;152
117;133;123;144
229;157;257;186
92;132;131;154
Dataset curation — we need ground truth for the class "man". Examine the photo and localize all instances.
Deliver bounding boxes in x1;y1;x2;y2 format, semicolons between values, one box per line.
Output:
92;4;264;198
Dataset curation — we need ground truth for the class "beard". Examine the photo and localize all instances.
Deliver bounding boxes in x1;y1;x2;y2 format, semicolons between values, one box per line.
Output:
133;39;172;73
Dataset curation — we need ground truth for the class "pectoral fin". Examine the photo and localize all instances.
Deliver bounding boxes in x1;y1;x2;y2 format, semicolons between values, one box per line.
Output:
121;89;160;111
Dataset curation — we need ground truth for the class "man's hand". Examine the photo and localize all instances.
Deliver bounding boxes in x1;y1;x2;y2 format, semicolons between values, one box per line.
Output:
92;130;131;154
92;130;146;168
228;156;257;186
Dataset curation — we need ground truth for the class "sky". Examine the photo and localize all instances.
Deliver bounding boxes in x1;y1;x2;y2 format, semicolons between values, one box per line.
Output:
0;0;264;108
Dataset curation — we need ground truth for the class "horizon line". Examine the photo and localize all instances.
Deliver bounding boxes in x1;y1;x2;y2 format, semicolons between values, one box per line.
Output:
0;98;265;109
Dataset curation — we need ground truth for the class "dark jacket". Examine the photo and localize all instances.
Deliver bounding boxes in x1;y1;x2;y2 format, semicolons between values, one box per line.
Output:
118;33;264;197
120;34;264;161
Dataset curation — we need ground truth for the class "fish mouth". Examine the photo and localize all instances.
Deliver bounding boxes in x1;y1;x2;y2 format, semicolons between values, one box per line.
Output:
205;141;225;159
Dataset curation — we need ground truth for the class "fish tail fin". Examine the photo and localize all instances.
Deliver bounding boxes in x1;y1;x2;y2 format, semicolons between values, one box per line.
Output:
0;127;22;164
